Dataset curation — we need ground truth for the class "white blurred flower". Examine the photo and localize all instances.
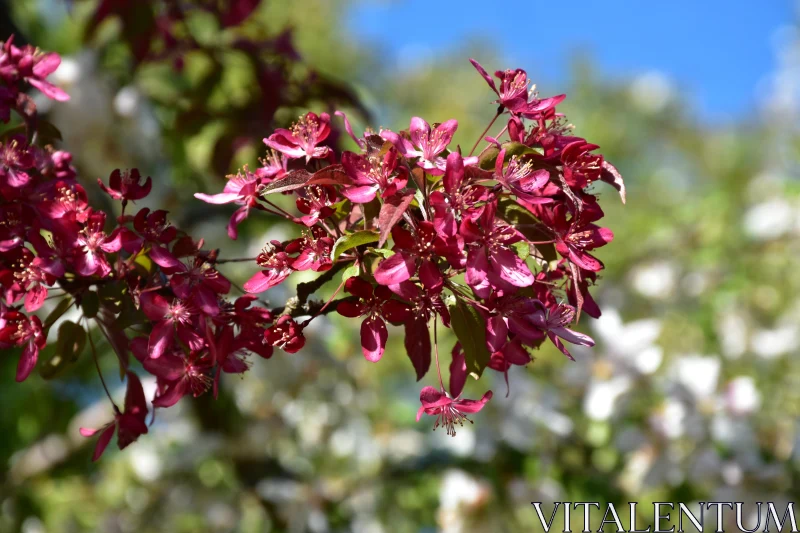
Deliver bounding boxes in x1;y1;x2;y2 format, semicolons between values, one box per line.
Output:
716;308;748;359
583;375;632;421
633;346;663;374
743;199;795;240
630;261;677;299
129;445;163;482
629;71;674;114
751;325;798;358
672;354;720;400
724;376;761;415
438;470;490;533
435;426;476;457
592;308;662;357
649;399;686;439
114;85;142;118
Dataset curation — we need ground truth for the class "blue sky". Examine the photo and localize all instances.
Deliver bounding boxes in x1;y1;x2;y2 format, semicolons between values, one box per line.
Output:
347;0;795;122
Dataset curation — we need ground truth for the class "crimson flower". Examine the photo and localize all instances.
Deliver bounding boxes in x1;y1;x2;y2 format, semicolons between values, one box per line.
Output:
264;315;305;353
295;184;338;227
2;247;60;312
0;138;35;192
560;140;603;190
0;36;69;101
416;346;492;436
228;295;274;359
494;148;551;203
538;203;614;272
286;228;333;272
168;256;231;316
210;324;250;396
462;200;534;297
132;338;213;408
429;152;487;239
373;222;461;290
336;276;412;362
530;302;595;360
194;171;263;239
340;147;407;203
243;241;293;293
0;311;44;381
469;59;564;116
131;208;176;251
98;168;152;202
382;117;466;175
140;292;205;359
264;112;332;162
79;372;149;462
73;210;124;277
38;180;89;224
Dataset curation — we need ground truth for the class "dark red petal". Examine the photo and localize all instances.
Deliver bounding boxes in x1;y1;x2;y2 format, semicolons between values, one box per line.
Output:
373;252;415;286
344;276;374;299
91;424;116;462
360;316;387;362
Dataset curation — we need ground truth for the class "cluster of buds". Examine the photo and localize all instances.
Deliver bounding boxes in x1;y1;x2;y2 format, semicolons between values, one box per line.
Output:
197;59;626;436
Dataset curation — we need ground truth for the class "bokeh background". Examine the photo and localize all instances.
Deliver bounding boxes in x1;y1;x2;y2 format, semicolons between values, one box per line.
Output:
2;0;800;531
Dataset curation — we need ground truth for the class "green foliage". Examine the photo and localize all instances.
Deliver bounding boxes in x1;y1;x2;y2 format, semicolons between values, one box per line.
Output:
448;298;491;378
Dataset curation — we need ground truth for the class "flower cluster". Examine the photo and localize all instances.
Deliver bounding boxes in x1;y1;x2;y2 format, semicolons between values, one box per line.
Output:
0;35;69;123
197;59;625;436
2;33;623;456
0;38;281;460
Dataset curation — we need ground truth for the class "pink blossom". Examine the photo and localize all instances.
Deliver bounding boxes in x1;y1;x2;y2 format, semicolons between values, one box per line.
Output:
264;112;332;162
416;347;492;436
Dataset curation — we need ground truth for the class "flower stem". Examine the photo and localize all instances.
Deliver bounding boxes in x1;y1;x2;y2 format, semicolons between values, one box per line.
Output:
215;257;257;264
86;320;119;412
469;110;502;157
433;319;445;391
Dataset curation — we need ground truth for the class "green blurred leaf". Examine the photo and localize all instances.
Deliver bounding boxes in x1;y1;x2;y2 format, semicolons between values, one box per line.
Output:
40;321;86;380
496;198;557;262
80;291;100;319
134;252;155;276
448;299;490;378
43;297;73;330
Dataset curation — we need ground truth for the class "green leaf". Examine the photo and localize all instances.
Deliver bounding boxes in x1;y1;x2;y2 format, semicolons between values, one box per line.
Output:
502;141;543;158
117;297;147;329
478;145;500;170
448;299;491;378
368;247;395;259
134;253;155;276
511;241;530;261
479;142;544;171
331;230;380;261
341;263;360;282
80;291;100;319
39;321;86;380
496;199;557;262
43;297;73;330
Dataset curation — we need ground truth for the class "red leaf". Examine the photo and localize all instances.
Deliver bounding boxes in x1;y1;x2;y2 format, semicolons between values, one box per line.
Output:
259;165;350;196
377;191;415;247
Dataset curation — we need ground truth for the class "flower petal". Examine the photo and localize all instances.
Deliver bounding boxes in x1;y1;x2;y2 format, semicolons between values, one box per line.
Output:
373;252;415;286
360;316;388;362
